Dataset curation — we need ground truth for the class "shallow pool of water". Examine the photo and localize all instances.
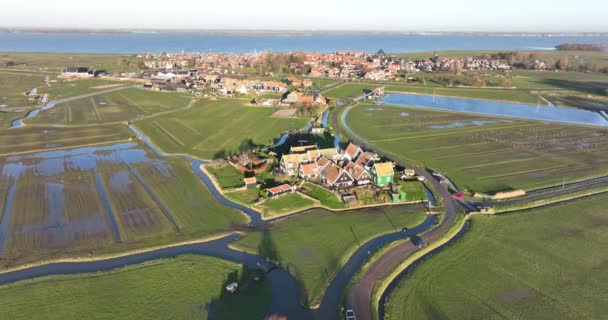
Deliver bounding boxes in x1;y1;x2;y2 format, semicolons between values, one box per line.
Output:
379;93;608;127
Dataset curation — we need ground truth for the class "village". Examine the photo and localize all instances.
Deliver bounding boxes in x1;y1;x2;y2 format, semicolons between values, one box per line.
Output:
58;50;517;94
206;131;427;216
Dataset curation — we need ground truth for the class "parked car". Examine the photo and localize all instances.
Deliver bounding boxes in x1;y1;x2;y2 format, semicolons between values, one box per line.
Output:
345;309;356;320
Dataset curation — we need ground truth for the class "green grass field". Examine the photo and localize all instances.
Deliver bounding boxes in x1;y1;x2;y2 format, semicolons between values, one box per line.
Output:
0;70;48;110
206;163;245;189
0;255;271;320
384;194;608;320
300;182;346;209
133;98;309;159
345;104;608;194
397;181;426;201
26;88;191;125
225;188;261;205
323;83;380;99
233;205;425;306
257;192;317;218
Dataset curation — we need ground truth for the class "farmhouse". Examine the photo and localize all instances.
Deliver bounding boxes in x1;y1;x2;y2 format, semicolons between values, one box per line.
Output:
372;162;395;187
290;145;318;154
318;148;341;161
280;154;301;176
345;162;373;185
299;162;320;179
267;184;294;198
342;142;363;162
61;67;95;78
321;163;354;189
244;177;257;189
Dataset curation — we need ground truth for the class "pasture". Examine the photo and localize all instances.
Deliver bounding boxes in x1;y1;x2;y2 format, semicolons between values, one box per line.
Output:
257;192;317;218
0;71;47;110
206;163;245;189
0;142;246;268
0;52;143;73
323;83;380;99
234;205;425;306
300;182;346;209
384;194;608;320
346;104;608;194
0;255;271;320
26;88;191;125
133;98;309;159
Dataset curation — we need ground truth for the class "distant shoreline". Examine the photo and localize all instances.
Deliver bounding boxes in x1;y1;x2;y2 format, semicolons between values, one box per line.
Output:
1;28;607;37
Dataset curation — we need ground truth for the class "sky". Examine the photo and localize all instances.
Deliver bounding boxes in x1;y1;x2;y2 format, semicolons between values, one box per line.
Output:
2;0;607;32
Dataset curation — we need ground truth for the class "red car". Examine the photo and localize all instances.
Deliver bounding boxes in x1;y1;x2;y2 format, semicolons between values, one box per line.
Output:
453;193;464;199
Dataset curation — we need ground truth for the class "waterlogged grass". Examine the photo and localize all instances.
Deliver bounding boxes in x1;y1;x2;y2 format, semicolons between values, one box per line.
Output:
135;159;247;234
0;125;132;155
384;194;608;320
300;182;345;209
0;142;247;268
234;205;426;306
206;163;244;189
346;104;608;194
134;98;309;159
0;255;271;320
323;83;380;99
385;85;543;104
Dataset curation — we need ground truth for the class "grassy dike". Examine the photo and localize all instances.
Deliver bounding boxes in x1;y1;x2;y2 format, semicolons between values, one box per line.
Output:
492;186;608;214
372;212;468;320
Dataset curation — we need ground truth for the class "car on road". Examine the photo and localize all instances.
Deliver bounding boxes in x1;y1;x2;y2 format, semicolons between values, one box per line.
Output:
345;309;356;320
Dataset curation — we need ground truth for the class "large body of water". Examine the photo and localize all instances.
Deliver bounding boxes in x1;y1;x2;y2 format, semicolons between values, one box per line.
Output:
379;93;608;127
1;32;606;54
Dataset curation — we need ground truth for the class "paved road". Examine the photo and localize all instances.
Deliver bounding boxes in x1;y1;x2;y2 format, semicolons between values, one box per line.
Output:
331;103;465;320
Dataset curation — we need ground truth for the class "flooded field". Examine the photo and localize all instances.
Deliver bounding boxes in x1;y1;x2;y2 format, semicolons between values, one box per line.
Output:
0;142;246;267
380;93;608;127
346;104;608;193
0;125;132;156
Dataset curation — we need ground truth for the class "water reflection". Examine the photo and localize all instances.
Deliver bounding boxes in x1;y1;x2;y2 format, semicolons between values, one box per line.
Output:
379;93;608;127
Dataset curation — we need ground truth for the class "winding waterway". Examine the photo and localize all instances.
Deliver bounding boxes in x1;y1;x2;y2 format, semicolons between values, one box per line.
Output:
0;101;440;319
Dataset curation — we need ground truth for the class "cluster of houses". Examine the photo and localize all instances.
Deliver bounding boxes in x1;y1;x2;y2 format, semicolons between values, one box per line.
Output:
279;142;395;190
134;50;516;84
144;72;328;107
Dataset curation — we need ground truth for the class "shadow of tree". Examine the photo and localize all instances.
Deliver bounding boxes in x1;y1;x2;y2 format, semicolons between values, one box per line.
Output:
207;264;271;320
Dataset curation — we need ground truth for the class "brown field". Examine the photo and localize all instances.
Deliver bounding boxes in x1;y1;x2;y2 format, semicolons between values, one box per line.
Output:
4;170;114;260
0;125;132;156
100;165;174;241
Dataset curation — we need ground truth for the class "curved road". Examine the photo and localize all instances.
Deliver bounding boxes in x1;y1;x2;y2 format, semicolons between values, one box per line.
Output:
331;104;466;320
